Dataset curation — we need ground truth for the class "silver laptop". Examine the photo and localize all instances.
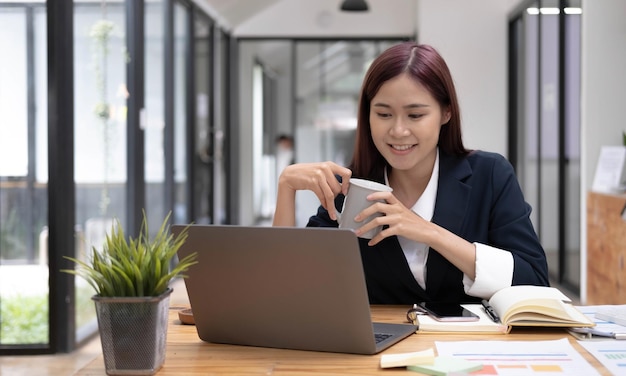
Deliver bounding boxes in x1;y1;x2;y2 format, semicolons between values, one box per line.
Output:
172;225;416;354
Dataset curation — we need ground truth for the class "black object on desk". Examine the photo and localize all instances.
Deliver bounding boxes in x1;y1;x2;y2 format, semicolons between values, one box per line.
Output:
481;299;501;323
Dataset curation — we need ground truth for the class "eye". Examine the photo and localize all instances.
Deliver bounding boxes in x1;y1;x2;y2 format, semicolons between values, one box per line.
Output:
408;113;424;120
376;112;392;119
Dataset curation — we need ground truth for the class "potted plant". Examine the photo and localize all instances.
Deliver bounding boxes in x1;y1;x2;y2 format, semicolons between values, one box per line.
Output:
63;211;197;375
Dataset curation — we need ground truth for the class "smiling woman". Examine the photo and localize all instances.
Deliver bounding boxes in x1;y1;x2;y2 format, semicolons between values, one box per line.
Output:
368;73;450;191
273;42;549;305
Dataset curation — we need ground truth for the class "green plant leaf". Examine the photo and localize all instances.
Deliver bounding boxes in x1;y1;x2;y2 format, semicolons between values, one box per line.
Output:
61;210;197;297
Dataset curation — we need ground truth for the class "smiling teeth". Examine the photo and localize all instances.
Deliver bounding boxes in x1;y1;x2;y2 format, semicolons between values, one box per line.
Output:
392;145;413;151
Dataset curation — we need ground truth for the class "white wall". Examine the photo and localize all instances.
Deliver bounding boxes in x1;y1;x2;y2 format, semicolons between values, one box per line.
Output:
417;0;520;156
581;0;626;191
579;0;626;302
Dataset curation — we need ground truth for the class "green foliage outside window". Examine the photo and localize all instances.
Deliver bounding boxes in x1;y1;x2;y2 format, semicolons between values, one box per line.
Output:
0;294;48;344
0;284;95;344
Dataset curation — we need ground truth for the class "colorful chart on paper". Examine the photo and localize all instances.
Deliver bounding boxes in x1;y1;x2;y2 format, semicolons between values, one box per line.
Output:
435;338;600;375
578;340;626;375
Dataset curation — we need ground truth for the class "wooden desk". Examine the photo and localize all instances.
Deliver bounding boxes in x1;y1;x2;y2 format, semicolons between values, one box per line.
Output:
76;305;611;375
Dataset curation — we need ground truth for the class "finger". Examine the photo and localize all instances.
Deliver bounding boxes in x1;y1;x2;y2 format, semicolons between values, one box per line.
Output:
317;162;350;195
367;191;396;203
355;213;386;239
317;179;339;221
355;201;387;222
367;234;381;247
367;229;386;246
365;222;391;246
338;168;352;195
312;189;337;221
323;168;344;197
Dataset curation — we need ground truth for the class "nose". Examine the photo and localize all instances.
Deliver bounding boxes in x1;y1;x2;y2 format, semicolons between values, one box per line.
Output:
389;118;411;137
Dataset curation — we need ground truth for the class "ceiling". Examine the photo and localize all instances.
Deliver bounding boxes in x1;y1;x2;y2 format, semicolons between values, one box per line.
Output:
197;0;416;80
197;0;282;31
197;0;417;37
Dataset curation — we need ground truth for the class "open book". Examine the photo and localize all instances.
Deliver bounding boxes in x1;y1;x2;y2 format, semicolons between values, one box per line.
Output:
416;285;594;334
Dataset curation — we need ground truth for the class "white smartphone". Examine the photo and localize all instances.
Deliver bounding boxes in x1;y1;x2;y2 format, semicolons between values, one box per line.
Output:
418;302;480;322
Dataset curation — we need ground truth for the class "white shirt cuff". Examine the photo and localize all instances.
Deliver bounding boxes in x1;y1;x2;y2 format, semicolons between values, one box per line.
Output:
462;243;513;299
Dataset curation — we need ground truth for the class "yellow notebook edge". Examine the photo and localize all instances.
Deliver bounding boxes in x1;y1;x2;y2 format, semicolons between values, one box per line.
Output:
416;327;512;335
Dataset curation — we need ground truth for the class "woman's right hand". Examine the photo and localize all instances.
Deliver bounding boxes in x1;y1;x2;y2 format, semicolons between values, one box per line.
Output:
277;162;352;221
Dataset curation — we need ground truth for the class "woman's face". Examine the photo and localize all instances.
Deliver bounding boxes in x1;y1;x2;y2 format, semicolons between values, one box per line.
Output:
369;73;450;175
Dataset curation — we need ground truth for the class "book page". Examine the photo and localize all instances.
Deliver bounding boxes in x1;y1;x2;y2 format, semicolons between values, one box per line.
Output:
503;299;592;326
489;286;571;324
501;299;569;322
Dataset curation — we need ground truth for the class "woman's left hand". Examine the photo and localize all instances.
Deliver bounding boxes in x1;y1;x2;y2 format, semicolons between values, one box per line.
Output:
358;191;477;279
354;191;433;246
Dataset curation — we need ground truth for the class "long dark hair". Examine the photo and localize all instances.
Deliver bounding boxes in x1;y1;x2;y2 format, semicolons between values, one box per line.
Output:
349;42;468;181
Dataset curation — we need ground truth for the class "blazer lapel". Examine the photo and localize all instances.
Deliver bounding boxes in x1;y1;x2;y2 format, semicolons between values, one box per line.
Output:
426;151;472;297
373;236;430;301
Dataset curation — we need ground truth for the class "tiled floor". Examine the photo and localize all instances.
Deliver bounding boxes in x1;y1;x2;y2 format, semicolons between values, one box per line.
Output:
0;279;190;376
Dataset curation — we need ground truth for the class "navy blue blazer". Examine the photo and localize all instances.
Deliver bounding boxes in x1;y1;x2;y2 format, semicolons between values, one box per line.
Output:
307;150;549;304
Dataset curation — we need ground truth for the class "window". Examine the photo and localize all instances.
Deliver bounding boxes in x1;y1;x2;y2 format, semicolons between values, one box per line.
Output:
0;3;49;349
508;0;582;291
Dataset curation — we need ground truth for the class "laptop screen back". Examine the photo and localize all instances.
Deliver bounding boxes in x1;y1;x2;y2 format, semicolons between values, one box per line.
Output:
173;225;406;354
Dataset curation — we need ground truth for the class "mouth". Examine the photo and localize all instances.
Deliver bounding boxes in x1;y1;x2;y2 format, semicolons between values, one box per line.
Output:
390;144;416;151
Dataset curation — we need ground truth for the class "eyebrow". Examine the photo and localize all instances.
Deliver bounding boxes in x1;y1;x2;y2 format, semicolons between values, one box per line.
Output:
372;103;430;109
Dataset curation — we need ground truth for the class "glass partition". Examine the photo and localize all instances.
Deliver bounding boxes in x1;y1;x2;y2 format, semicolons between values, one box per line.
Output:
293;40;398;225
509;0;582;291
563;4;581;285
144;0;168;230
73;1;127;341
0;3;49;347
173;2;190;225
538;0;561;282
238;39;403;226
192;12;213;224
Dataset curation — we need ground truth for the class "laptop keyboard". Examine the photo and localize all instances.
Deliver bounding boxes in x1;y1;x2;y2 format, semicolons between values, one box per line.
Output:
374;333;393;343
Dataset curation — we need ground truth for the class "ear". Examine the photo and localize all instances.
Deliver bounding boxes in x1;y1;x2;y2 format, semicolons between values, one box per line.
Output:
441;106;452;125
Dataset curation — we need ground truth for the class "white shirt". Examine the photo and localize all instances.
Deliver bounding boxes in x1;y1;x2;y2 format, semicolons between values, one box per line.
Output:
385;149;514;299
